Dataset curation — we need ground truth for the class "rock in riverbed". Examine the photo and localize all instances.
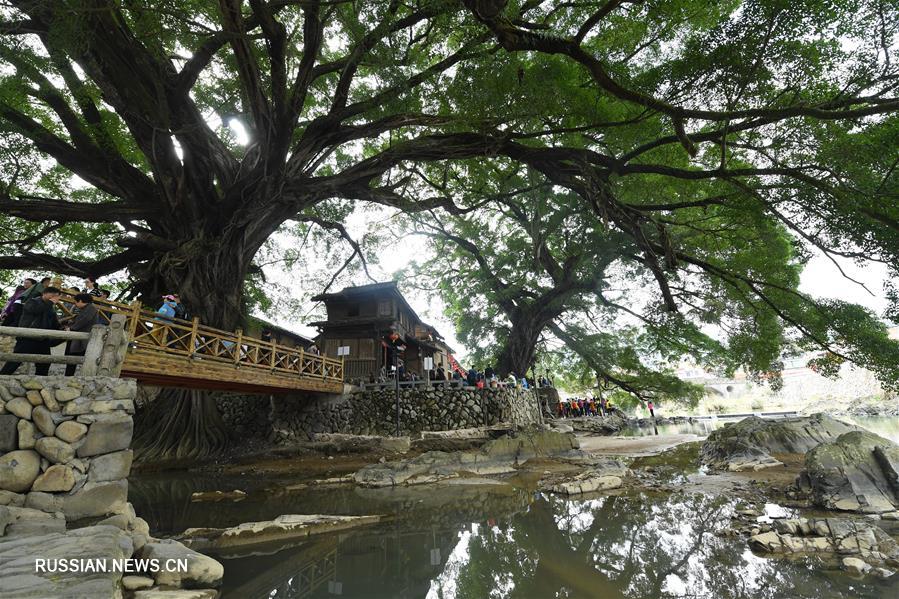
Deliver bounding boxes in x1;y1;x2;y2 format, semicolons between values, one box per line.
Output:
797;430;899;513
565;412;630;435
536;457;630;495
177;514;381;553
190;489;247;503
354;428;579;487
748;516;899;577
138;540;224;589
701;413;857;472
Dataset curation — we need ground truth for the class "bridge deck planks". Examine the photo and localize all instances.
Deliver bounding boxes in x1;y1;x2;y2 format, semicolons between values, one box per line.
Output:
121;351;344;394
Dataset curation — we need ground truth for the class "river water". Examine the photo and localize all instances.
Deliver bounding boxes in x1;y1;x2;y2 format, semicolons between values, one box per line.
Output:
129;417;899;599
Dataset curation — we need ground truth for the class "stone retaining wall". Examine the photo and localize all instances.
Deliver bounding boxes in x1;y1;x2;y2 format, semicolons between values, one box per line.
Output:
0;375;135;520
271;386;542;442
0;375;225;598
136;385;272;440
215;393;272;439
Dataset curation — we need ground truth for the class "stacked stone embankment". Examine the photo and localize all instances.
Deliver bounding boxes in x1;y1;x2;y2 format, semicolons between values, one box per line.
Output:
0;376;134;513
271;385;542;441
0;375;224;598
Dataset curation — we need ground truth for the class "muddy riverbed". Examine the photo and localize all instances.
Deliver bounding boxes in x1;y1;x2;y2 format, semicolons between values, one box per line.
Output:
129;422;899;599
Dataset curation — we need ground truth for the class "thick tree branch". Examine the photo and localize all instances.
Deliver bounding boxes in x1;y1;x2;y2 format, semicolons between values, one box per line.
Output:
0;247;152;277
0;196;153;223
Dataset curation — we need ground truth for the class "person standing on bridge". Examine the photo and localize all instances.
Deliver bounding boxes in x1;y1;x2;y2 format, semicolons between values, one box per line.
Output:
63;294;99;376
82;276;103;297
1;280;31;325
0;287;62;376
153;295;178;346
647;400;655;419
157;295;177;320
172;294;189;320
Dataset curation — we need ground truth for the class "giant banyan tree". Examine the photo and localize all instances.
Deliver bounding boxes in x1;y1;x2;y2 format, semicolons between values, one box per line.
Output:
1;0;897;457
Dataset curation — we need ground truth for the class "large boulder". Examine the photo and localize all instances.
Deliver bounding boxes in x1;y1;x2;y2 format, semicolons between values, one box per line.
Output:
76;413;132;457
16;421;35;450
61;480;129;520
5;398;32;421
87;450;133;482
798;430;899;513
1;505;66;536
0;450;41;493
565;411;630;435
31;465;76;493
34;437;75;465
0;524;132;597
138;540;223;589
700;413;857;471
54;421;88;444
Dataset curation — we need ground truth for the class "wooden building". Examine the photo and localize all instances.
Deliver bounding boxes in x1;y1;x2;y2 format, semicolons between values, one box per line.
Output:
310;282;454;382
245;316;316;350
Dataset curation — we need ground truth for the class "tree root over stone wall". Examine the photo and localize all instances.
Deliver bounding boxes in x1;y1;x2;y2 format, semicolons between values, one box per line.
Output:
133;388;231;463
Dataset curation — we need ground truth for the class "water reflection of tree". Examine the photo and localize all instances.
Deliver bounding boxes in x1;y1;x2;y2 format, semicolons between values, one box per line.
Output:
445;492;837;599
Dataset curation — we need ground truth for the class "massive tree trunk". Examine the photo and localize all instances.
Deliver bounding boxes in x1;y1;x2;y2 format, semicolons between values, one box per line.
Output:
133;234;253;331
494;310;546;379
132;231;258;463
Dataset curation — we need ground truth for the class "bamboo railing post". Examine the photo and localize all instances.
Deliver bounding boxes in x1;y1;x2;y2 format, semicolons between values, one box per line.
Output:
299;348;305;375
188;316;200;356
234;328;243;367
128;300;141;340
270;338;277;371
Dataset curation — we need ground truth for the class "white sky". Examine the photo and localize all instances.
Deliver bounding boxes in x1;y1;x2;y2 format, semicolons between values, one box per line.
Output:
798;251;893;314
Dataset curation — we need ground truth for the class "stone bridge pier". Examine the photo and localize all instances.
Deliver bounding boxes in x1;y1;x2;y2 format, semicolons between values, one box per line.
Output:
0;374;223;598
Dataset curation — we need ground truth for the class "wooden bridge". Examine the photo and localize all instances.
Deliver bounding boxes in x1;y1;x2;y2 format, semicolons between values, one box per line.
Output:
1;292;344;395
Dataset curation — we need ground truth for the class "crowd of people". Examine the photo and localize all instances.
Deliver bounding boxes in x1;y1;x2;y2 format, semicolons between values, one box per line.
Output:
556;396;618;418
453;367;555;390
0;275;111;376
370;359;557;391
